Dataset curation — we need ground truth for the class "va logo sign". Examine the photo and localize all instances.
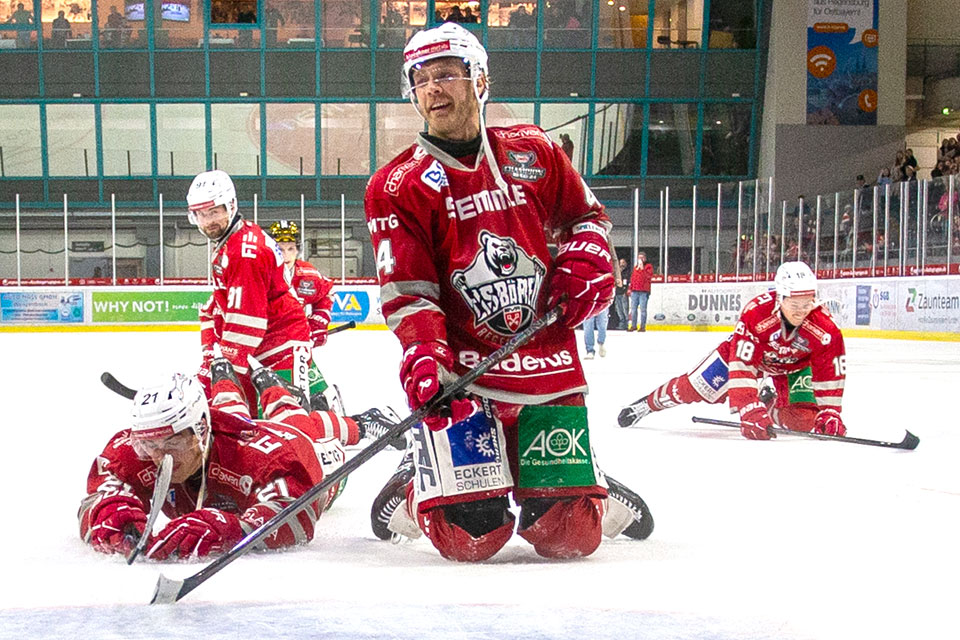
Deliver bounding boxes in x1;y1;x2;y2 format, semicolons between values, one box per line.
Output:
331;290;370;323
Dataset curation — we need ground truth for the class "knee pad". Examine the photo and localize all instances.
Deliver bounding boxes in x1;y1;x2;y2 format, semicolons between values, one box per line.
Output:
773;403;818;432
517;496;604;559
420;498;515;562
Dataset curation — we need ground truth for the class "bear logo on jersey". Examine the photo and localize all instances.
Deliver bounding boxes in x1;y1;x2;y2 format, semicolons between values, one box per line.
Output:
452;230;546;336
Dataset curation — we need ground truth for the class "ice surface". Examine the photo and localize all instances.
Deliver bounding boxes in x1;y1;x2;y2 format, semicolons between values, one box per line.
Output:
0;329;957;639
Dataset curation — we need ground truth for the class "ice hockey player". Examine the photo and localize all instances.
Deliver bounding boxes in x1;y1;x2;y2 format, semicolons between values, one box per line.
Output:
363;22;648;561
267;219;339;411
618;261;847;440
187;169;316;414
78;354;403;559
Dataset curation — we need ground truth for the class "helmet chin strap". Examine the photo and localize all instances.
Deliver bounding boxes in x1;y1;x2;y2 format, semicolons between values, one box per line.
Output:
473;77;509;195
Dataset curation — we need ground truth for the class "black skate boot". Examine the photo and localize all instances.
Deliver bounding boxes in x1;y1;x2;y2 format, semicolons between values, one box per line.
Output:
605;475;654;540
246;354;310;411
210;354;240;387
352;408;407;450
370;447;416;541
618;399;652;428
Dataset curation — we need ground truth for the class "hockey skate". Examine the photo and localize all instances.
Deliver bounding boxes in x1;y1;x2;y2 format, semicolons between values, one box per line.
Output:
370;447;418;542
311;384;344;415
209;346;240;387
353;407;407;450
604;475;654;540
618;399;652;428
246;354;311;411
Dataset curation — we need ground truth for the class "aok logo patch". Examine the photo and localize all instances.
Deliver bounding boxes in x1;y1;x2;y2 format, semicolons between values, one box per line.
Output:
502;150;546;182
517;405;597;488
452;230;546;336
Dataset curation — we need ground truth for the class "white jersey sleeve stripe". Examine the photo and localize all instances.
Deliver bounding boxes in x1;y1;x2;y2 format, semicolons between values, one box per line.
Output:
381;280;442;305
223;312;269;330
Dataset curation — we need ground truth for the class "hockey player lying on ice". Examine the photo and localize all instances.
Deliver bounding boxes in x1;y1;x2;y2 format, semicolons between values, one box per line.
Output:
78;353;400;560
618;261;848;441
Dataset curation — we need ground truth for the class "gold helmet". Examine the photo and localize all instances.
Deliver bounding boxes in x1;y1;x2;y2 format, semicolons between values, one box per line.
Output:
268;220;299;243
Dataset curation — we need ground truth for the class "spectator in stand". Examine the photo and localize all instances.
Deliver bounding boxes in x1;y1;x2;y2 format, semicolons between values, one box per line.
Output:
876;167;892;186
50;10;71;48
628;252;653;332
855;174;868;191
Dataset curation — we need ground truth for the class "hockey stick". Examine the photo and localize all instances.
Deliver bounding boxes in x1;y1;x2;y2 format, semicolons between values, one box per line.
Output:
326;320;357;336
101;371;136;400
691;416;920;450
127;454;173;564
150;306;562;605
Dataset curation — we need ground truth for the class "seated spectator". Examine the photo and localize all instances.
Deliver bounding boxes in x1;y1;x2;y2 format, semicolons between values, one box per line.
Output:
877;167;892;186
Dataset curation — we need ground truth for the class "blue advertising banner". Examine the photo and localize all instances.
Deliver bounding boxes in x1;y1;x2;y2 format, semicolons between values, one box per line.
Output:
0;291;84;323
806;0;879;125
330;290;371;323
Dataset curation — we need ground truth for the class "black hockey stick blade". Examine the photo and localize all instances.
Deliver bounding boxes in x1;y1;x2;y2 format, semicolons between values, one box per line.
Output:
691;416;919;450
101;372;136;400
127;454;173;564
149;306;561;605
327;320;357;336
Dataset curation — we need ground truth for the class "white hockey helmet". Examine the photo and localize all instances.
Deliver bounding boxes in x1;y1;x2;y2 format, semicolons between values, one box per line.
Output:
186;169;239;229
401;22;489;104
774;261;818;298
130;374;210;455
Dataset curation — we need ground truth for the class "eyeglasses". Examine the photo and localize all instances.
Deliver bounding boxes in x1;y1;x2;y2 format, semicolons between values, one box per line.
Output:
410;73;470;93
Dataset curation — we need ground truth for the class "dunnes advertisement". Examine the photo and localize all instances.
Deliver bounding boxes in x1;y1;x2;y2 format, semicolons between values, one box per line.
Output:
0;291;83;324
90;291;211;323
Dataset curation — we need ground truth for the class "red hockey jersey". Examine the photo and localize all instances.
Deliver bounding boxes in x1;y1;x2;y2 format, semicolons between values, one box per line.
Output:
365;125;610;404
78;408;341;551
288;258;334;335
722;292;846;412
199;220;310;375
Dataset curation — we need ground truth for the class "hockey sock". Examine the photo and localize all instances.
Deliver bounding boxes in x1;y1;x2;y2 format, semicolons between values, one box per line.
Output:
648;374;705;411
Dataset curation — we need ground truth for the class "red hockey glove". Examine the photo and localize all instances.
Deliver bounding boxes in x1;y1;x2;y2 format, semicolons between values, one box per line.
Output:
547;222;615;328
308;311;330;348
813;408;846;437
146;508;244;561
88;495;147;555
739;402;775;440
400;341;477;430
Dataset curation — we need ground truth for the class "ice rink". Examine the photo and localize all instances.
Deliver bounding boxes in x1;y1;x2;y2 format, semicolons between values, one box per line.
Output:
0;327;957;640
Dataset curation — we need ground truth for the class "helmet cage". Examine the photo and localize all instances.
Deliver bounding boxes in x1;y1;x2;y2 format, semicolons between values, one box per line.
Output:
401;23;489;107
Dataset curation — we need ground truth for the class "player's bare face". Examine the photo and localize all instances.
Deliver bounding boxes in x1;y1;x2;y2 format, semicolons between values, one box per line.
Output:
411;59;480;141
780;294;816;326
137;431;204;483
278;241;298;266
193;204;230;240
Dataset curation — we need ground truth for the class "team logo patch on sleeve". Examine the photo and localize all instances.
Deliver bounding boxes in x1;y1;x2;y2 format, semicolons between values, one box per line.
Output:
699;357;729;391
502;151;546;182
452;230;546;336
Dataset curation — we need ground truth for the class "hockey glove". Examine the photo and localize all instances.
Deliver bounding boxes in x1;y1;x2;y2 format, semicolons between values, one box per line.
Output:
308;310;330;348
547;221;615;329
400;341;479;431
739;402;774;440
813;408;846;437
87;495;147;555
146;508;244;561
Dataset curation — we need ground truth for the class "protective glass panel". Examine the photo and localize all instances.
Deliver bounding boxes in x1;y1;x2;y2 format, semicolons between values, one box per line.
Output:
646;102;696;175
46;103;97;176
540;103;588;175
97;0;138;48
156;102;205;176
266;103;315;176
156;0;204;48
543;0;589;49
700;102;750;176
435;1;480;25
101;103;151;176
377;0;425;48
322;103;369;175
375;102;419;170
211;0;258;24
211;103;260;175
592;102;643;175
707;0;756;49
0;104;42;176
265;0;313;47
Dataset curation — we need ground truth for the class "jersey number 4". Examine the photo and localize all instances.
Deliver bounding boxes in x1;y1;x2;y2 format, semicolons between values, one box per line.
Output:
376;239;396;275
